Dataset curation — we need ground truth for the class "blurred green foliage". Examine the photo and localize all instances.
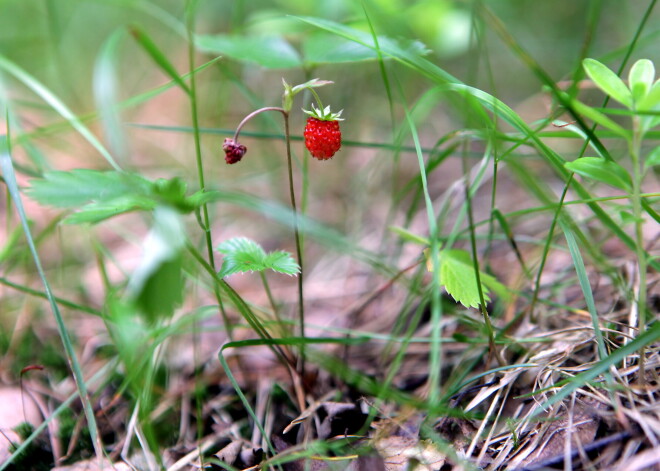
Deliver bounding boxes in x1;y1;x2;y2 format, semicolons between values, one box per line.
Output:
1;0;656;111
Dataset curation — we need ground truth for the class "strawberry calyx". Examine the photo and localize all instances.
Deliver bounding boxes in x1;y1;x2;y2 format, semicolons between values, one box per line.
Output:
302;104;344;122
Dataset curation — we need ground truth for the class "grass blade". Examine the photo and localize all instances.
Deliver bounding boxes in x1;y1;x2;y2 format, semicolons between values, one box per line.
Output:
560;222;608;361
130;25;192;95
0;138;104;461
0;54;121;171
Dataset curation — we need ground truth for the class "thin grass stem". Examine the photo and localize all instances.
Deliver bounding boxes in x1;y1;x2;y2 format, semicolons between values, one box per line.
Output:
283;112;307;376
185;9;232;344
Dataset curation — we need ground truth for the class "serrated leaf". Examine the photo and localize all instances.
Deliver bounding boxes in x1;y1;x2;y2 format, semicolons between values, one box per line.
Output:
628;59;655;104
565;157;632;191
196;34;302;69
27;170;152;208
583;58;632;108
62;195;157;224
425;249;508;309
262;251;301;276
216;237;299;277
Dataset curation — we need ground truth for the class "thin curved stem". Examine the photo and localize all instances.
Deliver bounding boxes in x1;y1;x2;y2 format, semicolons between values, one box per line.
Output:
233;107;286;141
308;88;324;111
231;106;306;375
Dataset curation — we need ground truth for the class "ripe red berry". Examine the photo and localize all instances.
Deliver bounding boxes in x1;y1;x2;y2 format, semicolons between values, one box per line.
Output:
304;118;342;160
303;105;343;160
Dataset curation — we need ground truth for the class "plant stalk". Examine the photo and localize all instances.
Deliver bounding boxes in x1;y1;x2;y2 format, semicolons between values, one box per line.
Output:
230;106;306;376
186;12;232;341
283;112;306;376
630;116;647;384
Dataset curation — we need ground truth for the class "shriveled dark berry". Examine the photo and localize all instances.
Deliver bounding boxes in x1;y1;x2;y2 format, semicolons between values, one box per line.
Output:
223;138;247;164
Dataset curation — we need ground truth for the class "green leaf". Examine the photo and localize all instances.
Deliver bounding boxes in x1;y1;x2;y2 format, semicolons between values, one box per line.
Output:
0;137;104;459
28;171;202;222
302;33;378;64
196;34;302;69
127;206;185;324
152;177;194;211
294;16;440;78
26;170;152;208
645;146;660;169
425;249;508;309
565;157;632;191
560;222;608;360
569;97;629;138
62;195;157;224
216;237;300;277
0;55;121;171
389;226;430;245
638;79;660;111
301;32;427;66
130;26;191;95
628;59;655;104
583;58;632;108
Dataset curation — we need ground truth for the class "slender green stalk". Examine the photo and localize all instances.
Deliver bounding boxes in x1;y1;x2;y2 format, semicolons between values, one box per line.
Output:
185;6;217;467
228;106;306;375
283;112;306;375
462;143;503;366
260;271;283;329
0;150;104;461
630;115;647;382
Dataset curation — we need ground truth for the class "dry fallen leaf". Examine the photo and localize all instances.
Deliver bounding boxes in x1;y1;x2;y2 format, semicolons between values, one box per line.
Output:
374;436;447;471
51;458;131;471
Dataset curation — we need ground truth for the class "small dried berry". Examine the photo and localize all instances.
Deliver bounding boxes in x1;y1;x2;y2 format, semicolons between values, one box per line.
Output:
223;138;247;164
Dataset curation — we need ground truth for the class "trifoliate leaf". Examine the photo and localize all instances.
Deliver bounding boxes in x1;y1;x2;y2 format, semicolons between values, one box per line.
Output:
216;237;299;277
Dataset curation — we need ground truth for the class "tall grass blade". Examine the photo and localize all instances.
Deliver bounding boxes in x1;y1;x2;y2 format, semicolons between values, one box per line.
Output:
0;139;104;461
560;222;608;360
0;55;121;171
130;25;192;95
94;29;129;164
395;76;443;407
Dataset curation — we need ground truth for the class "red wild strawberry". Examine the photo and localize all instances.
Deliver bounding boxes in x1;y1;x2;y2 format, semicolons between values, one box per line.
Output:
303;104;343;160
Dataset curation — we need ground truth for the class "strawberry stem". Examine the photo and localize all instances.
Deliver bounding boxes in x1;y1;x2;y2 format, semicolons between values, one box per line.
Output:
228;105;307;380
308;88;325;112
232;106;287;142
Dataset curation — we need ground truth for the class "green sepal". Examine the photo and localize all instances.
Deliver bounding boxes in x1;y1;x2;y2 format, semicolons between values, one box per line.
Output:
302;103;344;121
